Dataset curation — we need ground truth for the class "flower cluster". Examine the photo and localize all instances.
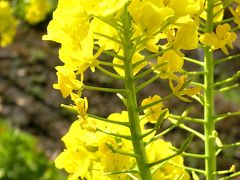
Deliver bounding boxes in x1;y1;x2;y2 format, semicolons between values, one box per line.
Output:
43;0;203;99
55;111;189;180
0;0;17;47
43;0;239;179
25;0;52;25
200;23;237;55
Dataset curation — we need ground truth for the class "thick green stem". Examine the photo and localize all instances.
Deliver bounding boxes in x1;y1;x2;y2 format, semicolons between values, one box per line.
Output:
120;10;152;179
123;61;152;179
123;46;152;179
204;47;216;180
204;1;216;179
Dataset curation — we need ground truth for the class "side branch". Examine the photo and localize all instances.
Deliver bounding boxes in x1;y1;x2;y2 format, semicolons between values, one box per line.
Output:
88;114;129;127
214;53;240;65
84;85;126;94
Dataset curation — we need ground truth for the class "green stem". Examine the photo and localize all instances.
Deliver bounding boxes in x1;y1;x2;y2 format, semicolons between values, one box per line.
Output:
168;118;205;140
84;85;125;94
182;152;207;159
218;141;240;149
214;71;240;87
204;1;216;179
215;83;239;93
123;48;153;180
94;46;125;60
214;53;240;65
169;114;204;124
218;171;240;180
96;65;125;80
96;128;132;140
138;94;173;112
94;32;122;45
99;61;124;68
136;74;160;92
214;111;240;122
120;7;153;180
88;114;129;127
183;57;204;66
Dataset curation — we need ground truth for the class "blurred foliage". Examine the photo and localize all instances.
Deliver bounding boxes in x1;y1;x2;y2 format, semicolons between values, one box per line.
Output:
0;119;66;180
10;0;57;21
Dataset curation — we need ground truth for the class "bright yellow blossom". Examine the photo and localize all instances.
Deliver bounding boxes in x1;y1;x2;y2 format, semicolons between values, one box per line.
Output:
167;0;204;18
91;18;119;51
25;0;51;24
147;139;190;180
53;66;83;98
0;1;17;47
173;21;199;50
201;0;223;22
70;93;88;119
229;6;240;27
129;0;174;35
200;23;237;55
169;75;201;102
129;1;174;35
48;1;198;179
61;119;100;150
55;111;190;179
55;147;91;178
75;0;128;17
141;95;169;123
156;50;184;79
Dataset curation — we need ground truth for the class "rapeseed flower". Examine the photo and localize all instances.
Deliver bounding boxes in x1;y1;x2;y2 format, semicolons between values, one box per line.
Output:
147;139;190;180
25;0;51;24
0;0;17;47
229;5;240;27
141;95;169;123
156;50;184;79
200;23;237;55
53;66;83;98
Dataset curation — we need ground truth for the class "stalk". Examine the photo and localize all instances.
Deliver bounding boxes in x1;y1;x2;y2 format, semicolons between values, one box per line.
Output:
123;57;152;179
120;6;153;179
204;0;216;179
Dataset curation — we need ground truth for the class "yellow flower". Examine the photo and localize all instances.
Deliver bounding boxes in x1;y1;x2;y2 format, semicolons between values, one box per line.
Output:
129;0;174;35
0;1;17;47
156;50;184;79
70;93;88;119
95;112;136;179
43;11;90;45
141;95;169;123
91;18;119;51
25;0;51;24
146;139;190;180
77;0;128;17
62;119;101;151
55;147;90;178
167;0;204;18
200;0;224;22
199;23;237;55
43;1;102;75
106;112;130;133
169;75;201;102
229;6;240;27
173;21;198;50
53;66;83;98
60;31;102;73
